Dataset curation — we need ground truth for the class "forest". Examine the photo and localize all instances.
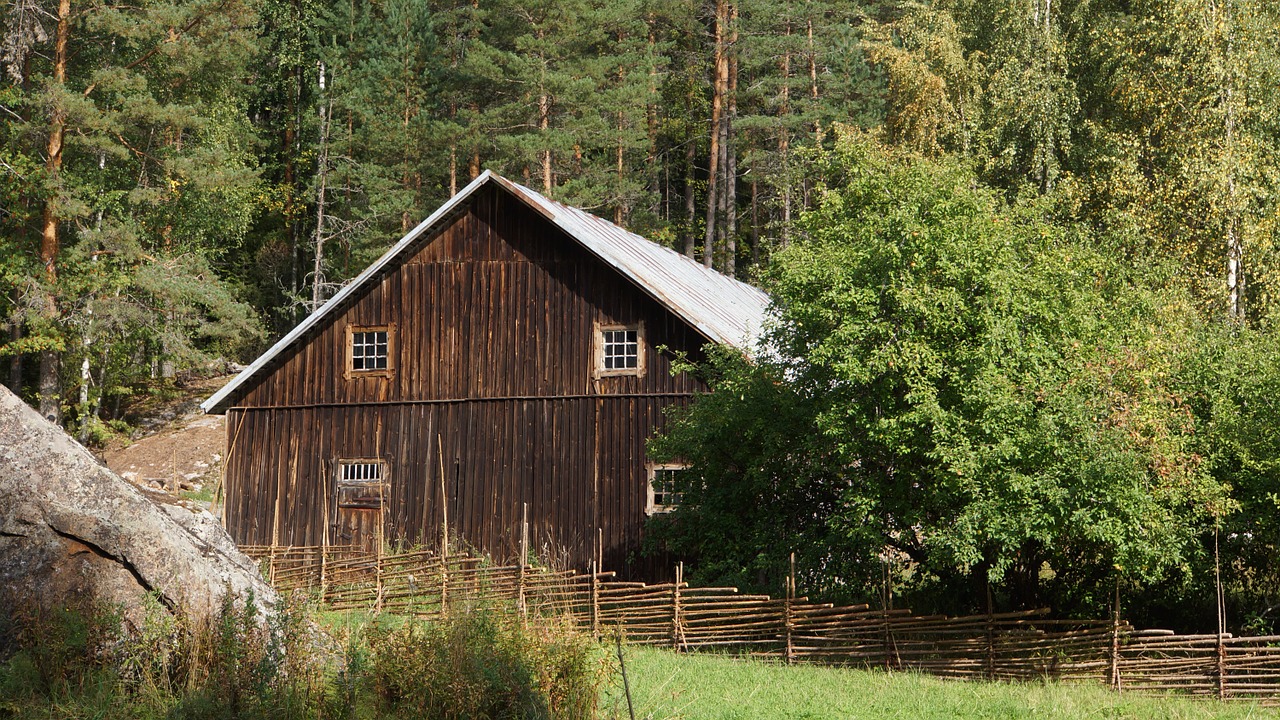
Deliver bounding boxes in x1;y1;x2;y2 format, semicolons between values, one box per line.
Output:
3;0;1280;627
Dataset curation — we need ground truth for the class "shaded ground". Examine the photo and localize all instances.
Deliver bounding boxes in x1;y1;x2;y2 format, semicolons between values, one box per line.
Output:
98;374;230;513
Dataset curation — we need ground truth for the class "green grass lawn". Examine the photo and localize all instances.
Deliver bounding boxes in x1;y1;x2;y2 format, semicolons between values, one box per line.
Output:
603;646;1273;720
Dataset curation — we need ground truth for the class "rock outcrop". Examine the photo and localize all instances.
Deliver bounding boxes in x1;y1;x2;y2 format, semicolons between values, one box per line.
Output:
0;385;277;622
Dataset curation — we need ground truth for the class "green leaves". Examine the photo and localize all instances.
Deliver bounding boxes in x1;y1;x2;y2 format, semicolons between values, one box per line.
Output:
654;136;1230;613
0;0;264;425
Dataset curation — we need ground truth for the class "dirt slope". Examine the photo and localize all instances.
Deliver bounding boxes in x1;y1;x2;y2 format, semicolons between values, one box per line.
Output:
99;375;228;511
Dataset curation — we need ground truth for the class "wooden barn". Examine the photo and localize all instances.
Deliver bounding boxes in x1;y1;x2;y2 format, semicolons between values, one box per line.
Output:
202;171;768;576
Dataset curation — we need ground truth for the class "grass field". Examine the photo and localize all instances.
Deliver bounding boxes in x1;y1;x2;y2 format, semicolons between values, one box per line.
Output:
602;647;1273;720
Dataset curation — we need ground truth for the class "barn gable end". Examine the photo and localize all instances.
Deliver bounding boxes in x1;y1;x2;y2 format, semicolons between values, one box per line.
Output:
207;173;768;575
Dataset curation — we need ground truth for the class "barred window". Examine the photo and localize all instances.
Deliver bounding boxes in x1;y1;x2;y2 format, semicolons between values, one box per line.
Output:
336;460;384;509
340;461;382;483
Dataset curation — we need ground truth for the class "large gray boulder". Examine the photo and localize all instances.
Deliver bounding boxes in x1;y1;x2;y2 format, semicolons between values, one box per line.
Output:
0;385;277;623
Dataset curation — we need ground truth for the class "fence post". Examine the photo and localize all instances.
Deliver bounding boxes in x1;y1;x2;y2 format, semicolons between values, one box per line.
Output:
1217;641;1227;701
1110;578;1121;692
319;547;327;602
320;478;329;602
438;434;449;619
785;552;795;665
672;562;684;652
439;528;449;619
374;492;385;614
319;545;328;603
985;582;995;681
518;503;528;624
591;560;601;640
1215;527;1226;701
375;546;384;613
882;608;892;670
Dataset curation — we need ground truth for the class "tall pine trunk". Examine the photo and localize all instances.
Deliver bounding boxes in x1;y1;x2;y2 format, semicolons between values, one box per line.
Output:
646;16;659;216
808;15;820;147
449;104;458;195
703;0;728;268
539;33;552;193
7;321;20;392
683;139;696;258
37;0;70;422
724;4;738;276
615;54;627;225
750;177;759;267
616;106;626;225
780;20;792;247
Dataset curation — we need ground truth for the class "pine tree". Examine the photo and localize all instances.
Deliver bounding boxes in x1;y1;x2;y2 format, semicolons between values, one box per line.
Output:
1;0;264;429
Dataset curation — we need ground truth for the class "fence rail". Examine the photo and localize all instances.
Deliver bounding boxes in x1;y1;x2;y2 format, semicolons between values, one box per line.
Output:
241;544;1280;705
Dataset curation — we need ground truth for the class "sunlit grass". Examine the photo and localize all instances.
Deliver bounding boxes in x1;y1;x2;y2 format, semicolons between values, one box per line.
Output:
603;646;1269;720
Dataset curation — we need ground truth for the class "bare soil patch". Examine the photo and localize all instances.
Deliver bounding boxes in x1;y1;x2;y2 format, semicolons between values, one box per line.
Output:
98;374;229;511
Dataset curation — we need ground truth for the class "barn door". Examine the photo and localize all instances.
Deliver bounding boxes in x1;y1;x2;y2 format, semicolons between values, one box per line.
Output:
332;460;386;553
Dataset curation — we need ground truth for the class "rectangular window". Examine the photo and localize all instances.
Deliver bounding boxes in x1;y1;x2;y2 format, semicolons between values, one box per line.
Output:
646;463;687;515
336;460;385;509
345;325;394;378
596;322;644;378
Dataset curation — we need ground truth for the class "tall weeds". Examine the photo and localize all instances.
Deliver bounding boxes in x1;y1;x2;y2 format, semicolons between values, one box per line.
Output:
366;611;604;720
0;595;606;720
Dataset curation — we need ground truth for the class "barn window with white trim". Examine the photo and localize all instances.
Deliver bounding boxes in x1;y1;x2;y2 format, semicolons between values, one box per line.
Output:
646;463;686;515
597;323;643;377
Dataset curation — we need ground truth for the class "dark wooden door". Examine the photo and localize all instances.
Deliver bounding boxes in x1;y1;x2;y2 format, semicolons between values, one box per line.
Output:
333;461;385;552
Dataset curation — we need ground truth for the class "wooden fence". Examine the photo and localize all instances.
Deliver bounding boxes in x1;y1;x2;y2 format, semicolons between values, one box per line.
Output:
242;543;1280;705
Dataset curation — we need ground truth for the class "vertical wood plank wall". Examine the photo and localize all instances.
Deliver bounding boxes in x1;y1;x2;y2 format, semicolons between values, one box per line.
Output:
222;187;708;577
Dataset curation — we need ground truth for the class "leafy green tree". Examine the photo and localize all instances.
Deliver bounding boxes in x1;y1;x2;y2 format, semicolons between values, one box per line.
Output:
1167;325;1280;633
1062;0;1280;321
651;134;1229;614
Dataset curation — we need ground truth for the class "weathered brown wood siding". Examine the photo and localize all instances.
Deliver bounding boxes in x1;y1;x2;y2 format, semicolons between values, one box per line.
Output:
222;186;707;575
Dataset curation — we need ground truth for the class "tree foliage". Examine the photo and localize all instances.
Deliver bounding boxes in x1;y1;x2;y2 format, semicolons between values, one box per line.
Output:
652;135;1234;615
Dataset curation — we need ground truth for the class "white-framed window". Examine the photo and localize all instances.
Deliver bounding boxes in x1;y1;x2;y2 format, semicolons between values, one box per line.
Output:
646;463;687;515
345;325;394;378
335;459;386;509
595;322;644;377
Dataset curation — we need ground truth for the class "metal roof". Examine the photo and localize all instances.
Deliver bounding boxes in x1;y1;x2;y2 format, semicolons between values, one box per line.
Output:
203;171;770;414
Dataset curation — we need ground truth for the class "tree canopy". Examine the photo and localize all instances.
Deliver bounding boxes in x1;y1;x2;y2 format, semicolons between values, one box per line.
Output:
651;135;1274;623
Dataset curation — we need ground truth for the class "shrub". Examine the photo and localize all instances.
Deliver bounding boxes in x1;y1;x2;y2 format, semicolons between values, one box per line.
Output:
0;599;122;701
365;611;604;720
0;593;322;720
0;594;606;720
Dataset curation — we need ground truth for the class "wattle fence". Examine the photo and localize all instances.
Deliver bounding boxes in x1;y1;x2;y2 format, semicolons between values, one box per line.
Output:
241;543;1280;705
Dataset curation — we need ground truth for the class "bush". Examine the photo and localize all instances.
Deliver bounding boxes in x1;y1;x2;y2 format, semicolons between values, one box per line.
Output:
365;611;604;720
0;596;607;720
0;593;320;720
0;600;123;704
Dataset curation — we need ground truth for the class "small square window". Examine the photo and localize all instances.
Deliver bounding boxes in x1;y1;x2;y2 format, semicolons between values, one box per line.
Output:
646;463;687;515
596;323;644;377
336;460;385;509
602;329;638;370
346;325;394;377
351;330;388;370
